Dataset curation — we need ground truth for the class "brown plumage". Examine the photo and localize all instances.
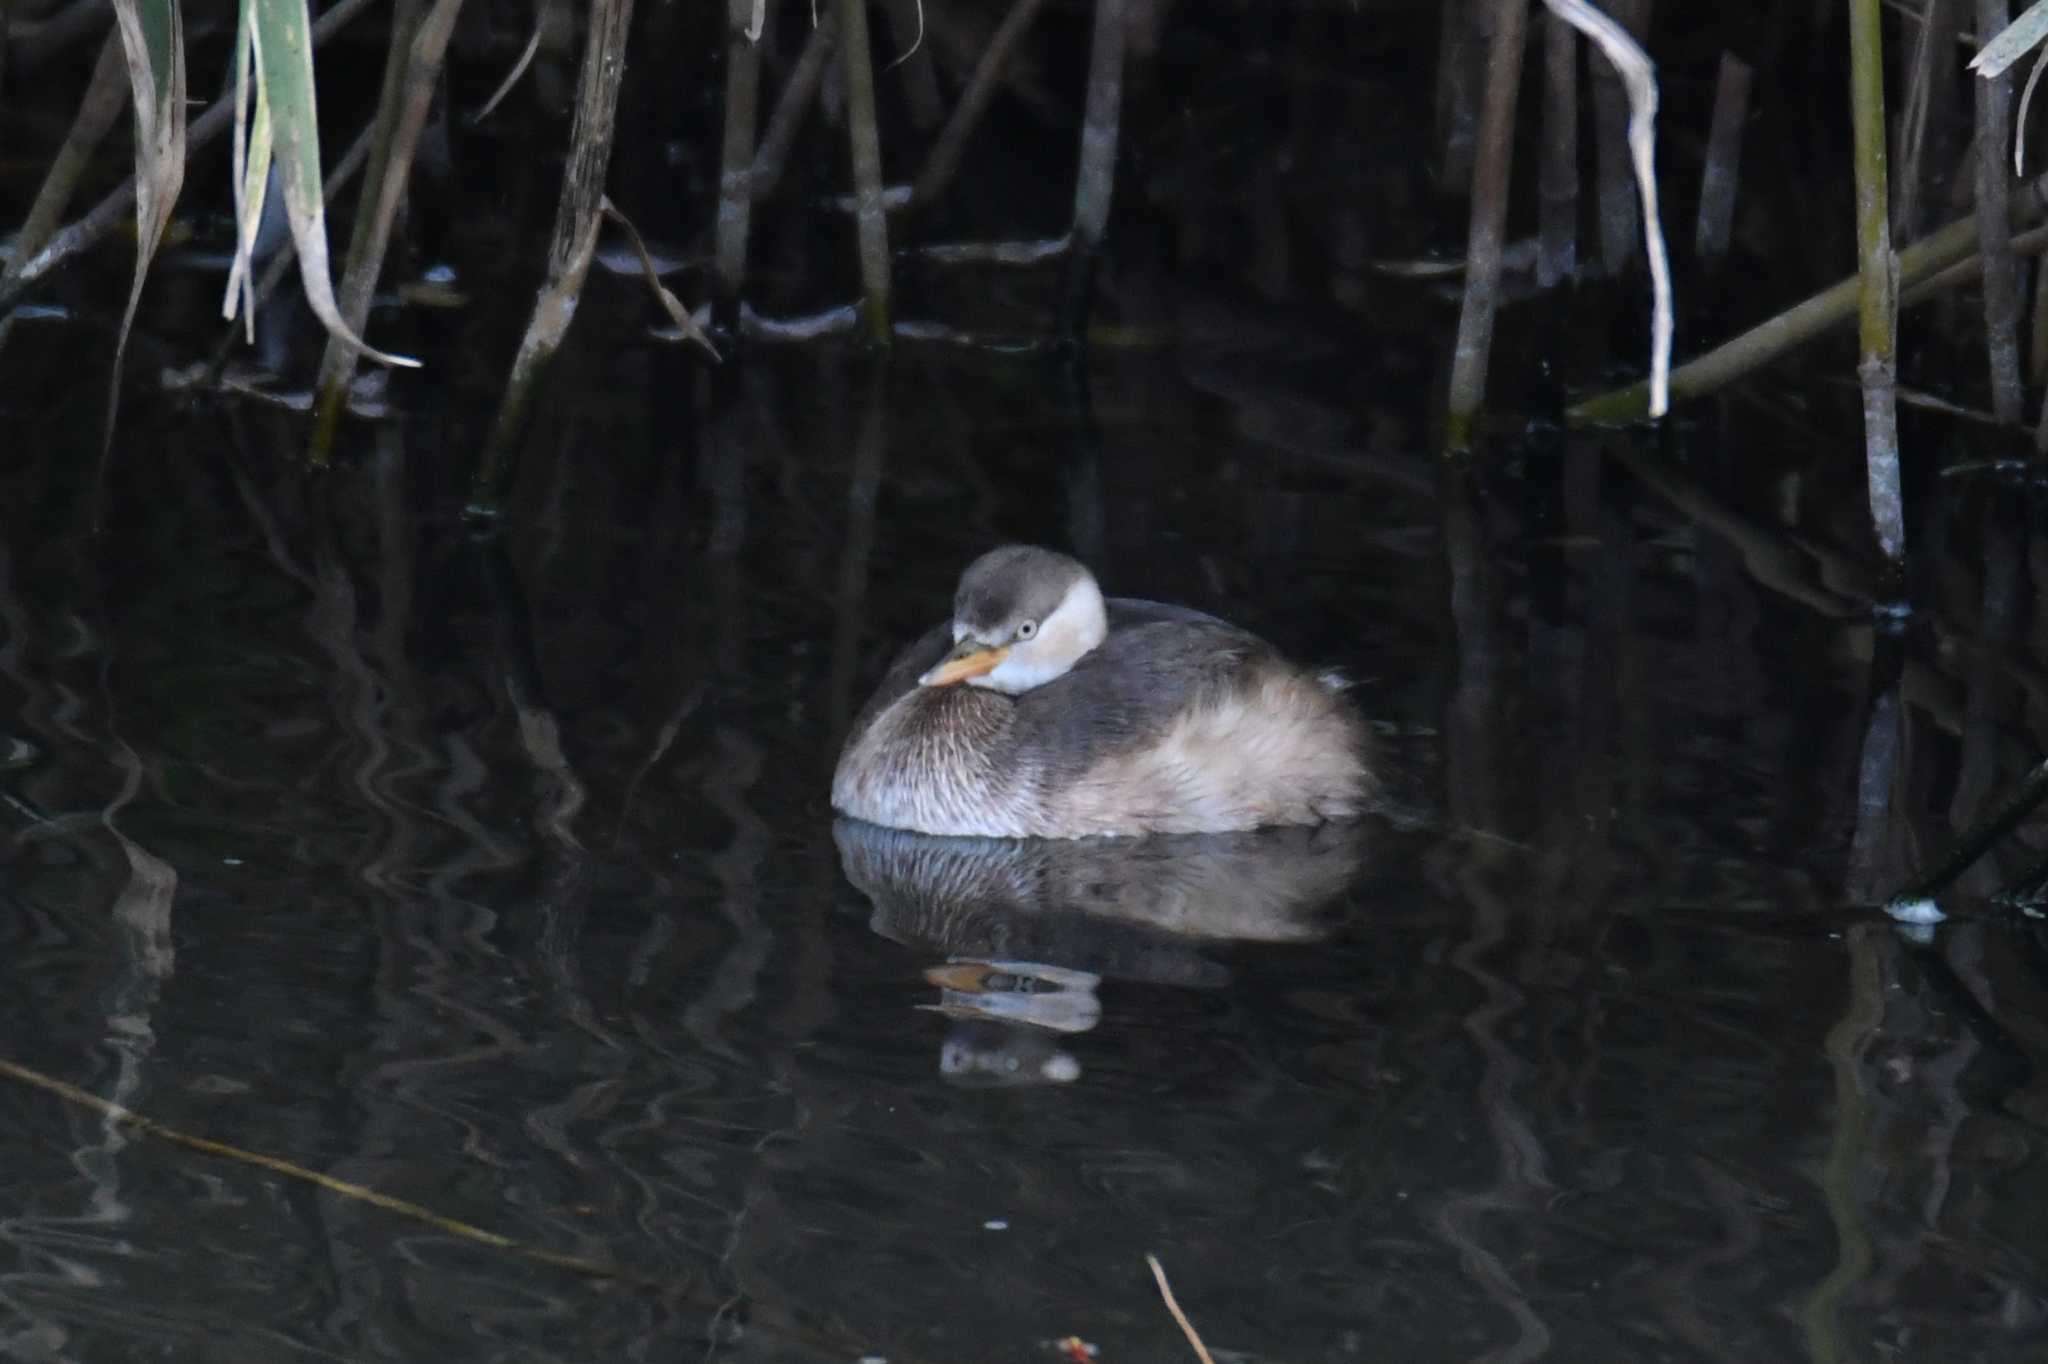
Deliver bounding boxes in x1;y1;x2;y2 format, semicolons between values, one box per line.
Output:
831;546;1374;839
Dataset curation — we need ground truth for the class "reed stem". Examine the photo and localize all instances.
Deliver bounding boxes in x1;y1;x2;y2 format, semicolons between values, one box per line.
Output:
1849;0;1904;563
836;0;892;344
1975;0;2024;422
472;0;638;509
1445;0;1530;450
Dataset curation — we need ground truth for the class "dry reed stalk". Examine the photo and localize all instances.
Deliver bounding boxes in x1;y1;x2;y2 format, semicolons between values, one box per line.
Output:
1694;52;1750;263
1062;0;1129;334
913;0;1052;207
837;0;893;343
310;0;468;461
1570;183;2048;423
1976;0;2025;422
1895;0;1961;242
1435;0;1482;187
1589;0;1650;273
749;5;837;203
472;0;638;507
1537;8;1578;288
715;0;765;306
1849;0;1904;563
5;31;126;274
1445;0;1530;449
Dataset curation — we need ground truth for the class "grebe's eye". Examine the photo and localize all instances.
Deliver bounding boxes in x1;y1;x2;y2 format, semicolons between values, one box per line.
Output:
1016;619;1038;640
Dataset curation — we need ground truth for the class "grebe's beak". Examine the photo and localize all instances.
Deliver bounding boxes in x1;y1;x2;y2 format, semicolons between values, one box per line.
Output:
919;639;1010;687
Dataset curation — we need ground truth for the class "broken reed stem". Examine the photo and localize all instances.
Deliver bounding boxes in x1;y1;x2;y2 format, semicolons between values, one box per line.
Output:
1694;52;1750;263
836;0;892;344
913;0;1052;207
749;4;835;203
1537;8;1577;288
472;0;637;509
1145;1255;1218;1364
1445;0;1529;450
0;0;381;313
714;0;764;306
1976;0;2025;422
311;0;468;463
1849;0;1904;563
1569;186;2048;424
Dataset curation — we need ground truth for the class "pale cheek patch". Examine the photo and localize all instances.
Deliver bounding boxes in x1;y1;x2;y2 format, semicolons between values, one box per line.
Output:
969;584;1105;695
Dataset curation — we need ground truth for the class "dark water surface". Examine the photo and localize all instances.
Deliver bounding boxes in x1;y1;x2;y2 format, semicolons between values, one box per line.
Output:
3;329;2047;1364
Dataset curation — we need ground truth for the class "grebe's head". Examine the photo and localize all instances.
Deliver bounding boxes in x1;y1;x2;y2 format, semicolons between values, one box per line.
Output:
919;546;1109;695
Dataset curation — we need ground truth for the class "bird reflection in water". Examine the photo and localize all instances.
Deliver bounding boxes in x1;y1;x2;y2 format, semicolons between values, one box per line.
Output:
833;818;1368;1086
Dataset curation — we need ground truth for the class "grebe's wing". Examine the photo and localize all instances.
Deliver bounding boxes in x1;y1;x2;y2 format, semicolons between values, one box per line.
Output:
1009;613;1277;781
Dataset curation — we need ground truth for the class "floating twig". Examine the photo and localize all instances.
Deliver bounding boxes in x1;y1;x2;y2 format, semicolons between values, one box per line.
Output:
0;1052;632;1282
1146;1254;1217;1364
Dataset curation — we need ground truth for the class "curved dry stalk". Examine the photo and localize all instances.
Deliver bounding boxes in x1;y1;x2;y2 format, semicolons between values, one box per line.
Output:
470;15;542;123
600;196;718;359
1543;0;1671;416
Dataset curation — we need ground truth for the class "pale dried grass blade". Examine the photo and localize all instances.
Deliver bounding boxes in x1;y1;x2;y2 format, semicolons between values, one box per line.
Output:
1543;0;1672;417
2016;40;2048;170
1972;0;2048;77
